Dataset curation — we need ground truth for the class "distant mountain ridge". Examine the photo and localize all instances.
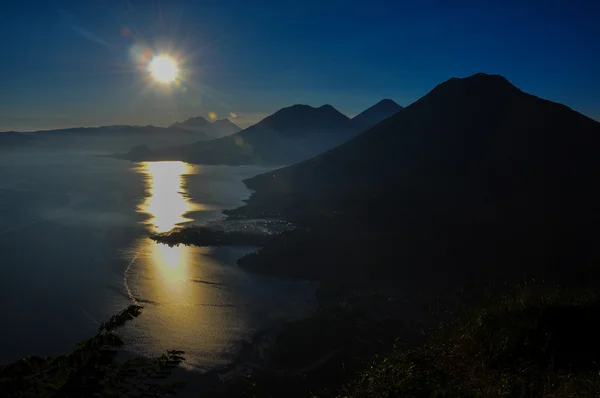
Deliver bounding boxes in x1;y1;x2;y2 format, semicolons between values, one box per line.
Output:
0;124;212;152
171;116;210;129
124;103;357;165
256;104;352;132
122;99;401;165
351;99;403;130
170;117;241;138
211;119;242;137
1;124;209;137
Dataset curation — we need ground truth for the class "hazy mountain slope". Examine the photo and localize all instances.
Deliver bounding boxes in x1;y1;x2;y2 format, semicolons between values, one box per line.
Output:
132;104;360;165
170;117;241;138
351;99;404;130
0;132;43;149
171;116;211;130
209;119;242;138
1;125;211;152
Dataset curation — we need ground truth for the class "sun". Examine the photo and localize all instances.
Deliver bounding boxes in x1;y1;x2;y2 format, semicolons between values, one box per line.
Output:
149;55;178;83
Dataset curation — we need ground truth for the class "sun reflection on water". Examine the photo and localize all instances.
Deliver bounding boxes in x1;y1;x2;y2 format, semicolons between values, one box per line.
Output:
125;161;314;371
132;161;201;303
129;161;230;369
136;161;203;233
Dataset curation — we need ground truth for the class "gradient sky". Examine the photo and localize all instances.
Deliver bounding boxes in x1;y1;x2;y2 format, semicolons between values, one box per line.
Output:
1;0;599;131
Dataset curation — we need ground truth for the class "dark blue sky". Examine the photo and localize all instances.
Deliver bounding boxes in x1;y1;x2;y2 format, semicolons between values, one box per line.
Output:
1;0;599;131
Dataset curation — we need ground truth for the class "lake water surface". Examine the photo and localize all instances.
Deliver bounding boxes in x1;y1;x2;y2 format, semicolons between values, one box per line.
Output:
0;149;316;370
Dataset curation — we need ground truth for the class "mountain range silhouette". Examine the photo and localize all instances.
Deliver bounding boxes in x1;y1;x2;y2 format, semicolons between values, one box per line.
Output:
126;99;402;165
229;73;600;283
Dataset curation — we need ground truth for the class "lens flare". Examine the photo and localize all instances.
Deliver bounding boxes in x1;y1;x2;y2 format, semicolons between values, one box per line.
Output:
149;55;179;83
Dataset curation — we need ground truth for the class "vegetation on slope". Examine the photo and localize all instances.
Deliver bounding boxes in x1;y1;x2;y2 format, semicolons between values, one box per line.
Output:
0;306;185;398
350;284;600;397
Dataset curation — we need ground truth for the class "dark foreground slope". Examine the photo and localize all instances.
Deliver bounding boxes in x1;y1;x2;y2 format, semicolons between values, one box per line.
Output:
349;284;600;397
212;74;600;397
230;73;600;283
125;104;360;165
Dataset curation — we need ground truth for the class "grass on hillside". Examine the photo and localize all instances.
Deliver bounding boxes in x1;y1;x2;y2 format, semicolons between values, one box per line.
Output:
0;306;186;398
349;284;600;397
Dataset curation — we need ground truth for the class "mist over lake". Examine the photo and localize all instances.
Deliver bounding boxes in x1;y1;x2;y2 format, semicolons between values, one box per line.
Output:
0;146;316;371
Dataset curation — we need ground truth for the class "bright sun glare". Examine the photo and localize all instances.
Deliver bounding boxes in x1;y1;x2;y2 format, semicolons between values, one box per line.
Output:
149;55;178;83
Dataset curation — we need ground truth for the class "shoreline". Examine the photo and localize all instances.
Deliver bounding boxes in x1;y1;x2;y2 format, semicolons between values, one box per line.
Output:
186;277;465;397
150;219;296;248
144;195;490;395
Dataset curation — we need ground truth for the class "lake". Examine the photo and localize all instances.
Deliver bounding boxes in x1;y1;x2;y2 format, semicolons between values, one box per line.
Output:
0;149;316;371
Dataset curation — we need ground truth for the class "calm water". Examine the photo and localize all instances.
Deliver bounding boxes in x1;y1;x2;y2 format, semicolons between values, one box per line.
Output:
0;149;316;370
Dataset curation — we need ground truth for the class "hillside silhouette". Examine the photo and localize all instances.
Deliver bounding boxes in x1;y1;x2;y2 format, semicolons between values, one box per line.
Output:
230;73;600;284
